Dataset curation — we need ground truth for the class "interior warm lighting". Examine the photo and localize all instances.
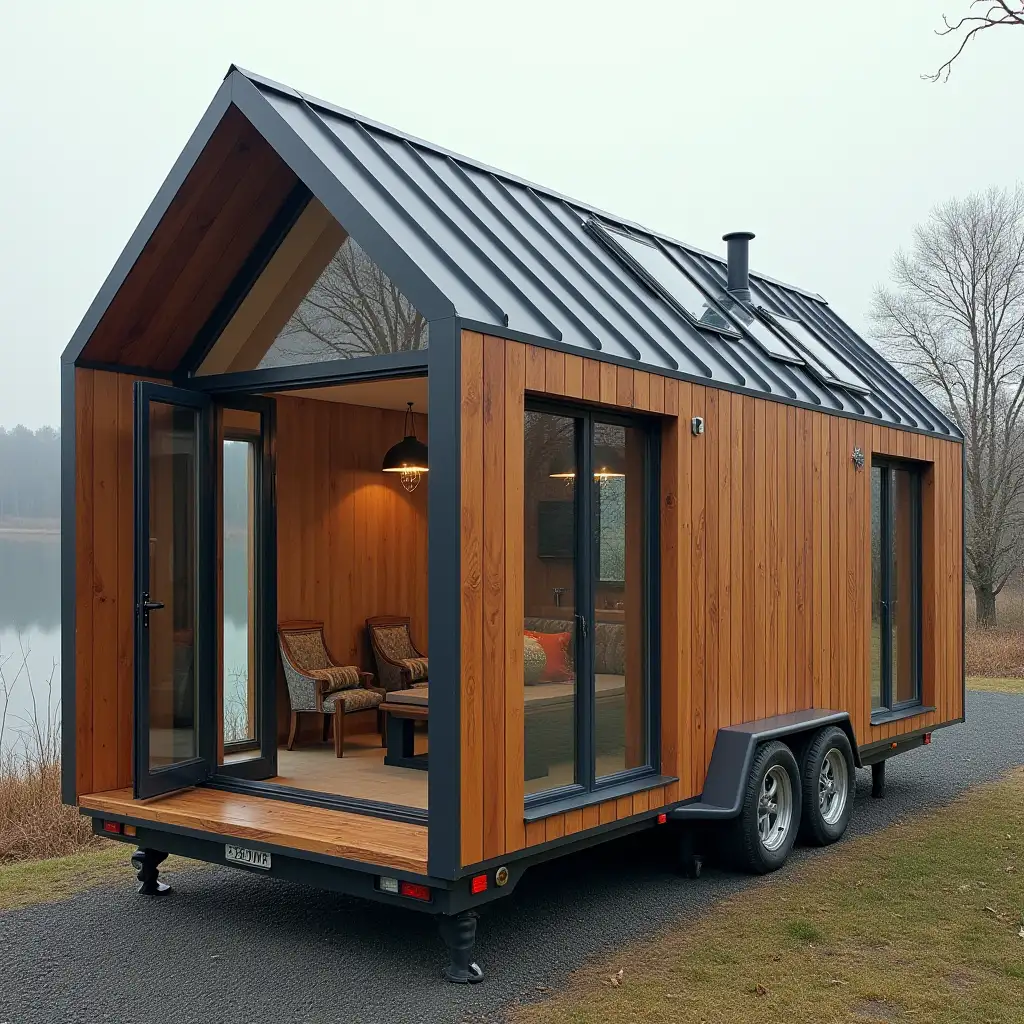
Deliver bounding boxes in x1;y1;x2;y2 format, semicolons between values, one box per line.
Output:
382;401;428;492
548;444;626;483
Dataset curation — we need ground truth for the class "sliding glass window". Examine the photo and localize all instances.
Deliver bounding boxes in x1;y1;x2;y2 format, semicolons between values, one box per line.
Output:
870;459;923;714
523;403;658;803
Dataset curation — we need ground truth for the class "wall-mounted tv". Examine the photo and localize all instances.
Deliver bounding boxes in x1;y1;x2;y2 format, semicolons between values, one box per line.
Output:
537;500;574;559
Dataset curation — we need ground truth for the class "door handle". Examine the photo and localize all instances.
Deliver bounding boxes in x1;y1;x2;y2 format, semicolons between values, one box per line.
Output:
139;593;165;628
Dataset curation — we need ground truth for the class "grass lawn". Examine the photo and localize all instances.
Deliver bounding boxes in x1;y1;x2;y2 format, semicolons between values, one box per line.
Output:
514;770;1024;1024
0;844;201;912
968;676;1024;695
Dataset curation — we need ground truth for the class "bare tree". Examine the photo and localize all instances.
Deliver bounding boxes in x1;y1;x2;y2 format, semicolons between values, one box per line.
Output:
271;236;426;365
871;186;1024;626
927;1;1024;82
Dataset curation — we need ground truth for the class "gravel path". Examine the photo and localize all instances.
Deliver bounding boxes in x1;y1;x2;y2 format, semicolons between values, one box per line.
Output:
1;691;1020;1024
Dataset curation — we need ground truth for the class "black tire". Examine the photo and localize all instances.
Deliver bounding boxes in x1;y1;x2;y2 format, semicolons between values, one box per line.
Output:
799;726;856;846
729;740;802;874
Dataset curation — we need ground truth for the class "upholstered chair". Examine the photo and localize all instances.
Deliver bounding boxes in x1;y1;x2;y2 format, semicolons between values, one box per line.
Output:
277;620;383;757
365;616;429;692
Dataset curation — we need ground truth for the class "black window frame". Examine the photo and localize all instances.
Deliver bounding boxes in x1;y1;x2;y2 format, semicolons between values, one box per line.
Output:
871;456;924;717
523;398;662;811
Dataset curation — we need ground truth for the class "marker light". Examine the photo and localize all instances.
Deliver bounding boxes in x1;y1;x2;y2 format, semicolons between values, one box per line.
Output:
470;874;488;895
656;813;668;825
102;821;123;835
398;881;432;902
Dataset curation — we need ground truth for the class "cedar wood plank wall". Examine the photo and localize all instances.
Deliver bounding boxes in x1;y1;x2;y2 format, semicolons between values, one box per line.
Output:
459;331;964;868
73;369;428;795
273;394;428;743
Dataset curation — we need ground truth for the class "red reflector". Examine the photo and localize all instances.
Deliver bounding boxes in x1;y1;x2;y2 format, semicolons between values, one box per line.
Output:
398;881;432;902
102;821;122;835
923;732;932;745
657;813;668;825
470;873;488;895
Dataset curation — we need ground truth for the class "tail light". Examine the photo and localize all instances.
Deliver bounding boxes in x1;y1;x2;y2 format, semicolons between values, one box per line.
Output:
102;821;123;835
377;876;432;902
398;881;432;902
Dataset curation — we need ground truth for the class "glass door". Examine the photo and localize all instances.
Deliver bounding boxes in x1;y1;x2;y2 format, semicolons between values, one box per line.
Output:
133;383;214;799
215;397;277;781
523;403;658;805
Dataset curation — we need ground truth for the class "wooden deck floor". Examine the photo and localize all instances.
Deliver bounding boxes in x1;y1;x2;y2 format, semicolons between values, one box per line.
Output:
79;787;428;874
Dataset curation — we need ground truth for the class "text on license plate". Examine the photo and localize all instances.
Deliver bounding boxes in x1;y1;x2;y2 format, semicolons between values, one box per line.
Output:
225;844;271;869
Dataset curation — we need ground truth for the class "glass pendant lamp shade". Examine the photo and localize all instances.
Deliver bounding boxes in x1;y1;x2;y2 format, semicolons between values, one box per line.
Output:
382;402;428;492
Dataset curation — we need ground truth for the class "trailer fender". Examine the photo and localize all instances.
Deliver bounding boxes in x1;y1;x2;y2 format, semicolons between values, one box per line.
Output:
670;709;859;822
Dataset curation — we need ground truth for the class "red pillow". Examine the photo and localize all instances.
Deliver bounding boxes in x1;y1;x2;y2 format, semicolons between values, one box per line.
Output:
524;630;574;682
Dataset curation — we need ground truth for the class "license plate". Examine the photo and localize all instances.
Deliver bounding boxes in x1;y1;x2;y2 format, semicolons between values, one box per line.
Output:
225;844;271;870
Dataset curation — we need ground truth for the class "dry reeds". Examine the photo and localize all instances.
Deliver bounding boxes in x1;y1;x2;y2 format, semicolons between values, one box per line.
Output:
964;624;1024;678
0;637;95;862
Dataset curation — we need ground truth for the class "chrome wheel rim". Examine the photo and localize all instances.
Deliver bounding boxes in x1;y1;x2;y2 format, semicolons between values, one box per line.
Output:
818;748;849;825
757;765;793;852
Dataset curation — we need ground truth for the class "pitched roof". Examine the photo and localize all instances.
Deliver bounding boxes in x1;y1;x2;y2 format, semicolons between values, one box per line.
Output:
65;67;959;439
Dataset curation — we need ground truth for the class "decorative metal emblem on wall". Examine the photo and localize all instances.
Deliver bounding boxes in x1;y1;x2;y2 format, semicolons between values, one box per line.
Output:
851;447;865;469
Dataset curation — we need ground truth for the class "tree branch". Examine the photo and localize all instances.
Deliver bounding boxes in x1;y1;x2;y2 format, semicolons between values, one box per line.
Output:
926;0;1024;81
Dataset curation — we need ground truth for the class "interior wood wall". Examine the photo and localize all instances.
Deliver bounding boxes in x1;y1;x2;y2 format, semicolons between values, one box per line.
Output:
72;372;429;794
274;395;429;741
459;332;964;868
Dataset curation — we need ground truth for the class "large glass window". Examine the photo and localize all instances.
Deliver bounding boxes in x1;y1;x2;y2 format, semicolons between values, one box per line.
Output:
222;436;256;748
871;459;922;714
197;199;426;375
524;404;656;801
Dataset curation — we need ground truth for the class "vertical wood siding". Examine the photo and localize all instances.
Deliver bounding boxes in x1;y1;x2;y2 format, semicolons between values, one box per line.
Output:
73;373;429;795
265;395;430;745
459;333;964;867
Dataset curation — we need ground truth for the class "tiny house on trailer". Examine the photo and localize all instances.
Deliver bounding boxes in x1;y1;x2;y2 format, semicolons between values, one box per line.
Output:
61;67;964;983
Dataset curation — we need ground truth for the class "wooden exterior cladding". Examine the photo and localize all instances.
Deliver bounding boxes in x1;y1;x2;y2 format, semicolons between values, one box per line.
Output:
459;330;964;868
72;369;428;795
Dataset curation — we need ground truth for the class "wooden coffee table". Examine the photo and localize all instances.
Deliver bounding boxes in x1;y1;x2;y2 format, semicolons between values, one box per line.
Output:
379;688;428;770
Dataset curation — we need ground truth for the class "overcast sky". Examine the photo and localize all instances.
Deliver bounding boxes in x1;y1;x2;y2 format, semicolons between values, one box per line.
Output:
0;1;1019;428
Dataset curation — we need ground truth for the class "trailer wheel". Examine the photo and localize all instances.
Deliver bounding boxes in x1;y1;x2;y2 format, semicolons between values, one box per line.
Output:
731;741;801;874
799;726;855;846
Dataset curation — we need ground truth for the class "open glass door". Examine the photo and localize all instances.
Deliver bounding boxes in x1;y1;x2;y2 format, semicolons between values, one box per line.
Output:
133;383;214;799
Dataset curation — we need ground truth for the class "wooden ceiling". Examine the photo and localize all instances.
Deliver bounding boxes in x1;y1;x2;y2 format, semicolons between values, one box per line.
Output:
78;106;299;372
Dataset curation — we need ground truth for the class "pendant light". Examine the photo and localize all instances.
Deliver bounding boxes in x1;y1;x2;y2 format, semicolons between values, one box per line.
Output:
382;402;428;492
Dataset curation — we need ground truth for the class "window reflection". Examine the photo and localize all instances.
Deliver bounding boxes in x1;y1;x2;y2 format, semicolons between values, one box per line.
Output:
197;199;426;375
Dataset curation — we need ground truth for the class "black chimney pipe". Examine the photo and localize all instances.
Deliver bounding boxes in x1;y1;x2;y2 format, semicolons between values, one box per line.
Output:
723;231;755;302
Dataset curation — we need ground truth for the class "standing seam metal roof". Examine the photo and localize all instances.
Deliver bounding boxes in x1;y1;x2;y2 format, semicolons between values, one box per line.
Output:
231;70;962;437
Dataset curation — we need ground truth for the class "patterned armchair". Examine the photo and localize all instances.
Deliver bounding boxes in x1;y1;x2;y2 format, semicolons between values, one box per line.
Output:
278;620;383;757
366;616;429;692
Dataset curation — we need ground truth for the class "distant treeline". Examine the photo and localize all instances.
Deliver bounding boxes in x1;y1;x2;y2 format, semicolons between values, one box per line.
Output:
0;427;59;521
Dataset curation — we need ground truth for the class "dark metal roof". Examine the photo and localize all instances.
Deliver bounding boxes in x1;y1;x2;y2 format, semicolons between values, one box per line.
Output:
65;66;959;439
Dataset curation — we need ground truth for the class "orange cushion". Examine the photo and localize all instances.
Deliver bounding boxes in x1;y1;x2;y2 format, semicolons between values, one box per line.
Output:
524;630;574;682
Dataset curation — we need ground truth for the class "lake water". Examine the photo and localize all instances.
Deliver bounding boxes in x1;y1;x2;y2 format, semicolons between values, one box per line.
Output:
0;535;250;756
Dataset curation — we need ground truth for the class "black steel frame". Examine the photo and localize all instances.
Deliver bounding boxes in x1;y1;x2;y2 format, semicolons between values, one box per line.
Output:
871;456;924;719
132;383;217;799
523;398;662;813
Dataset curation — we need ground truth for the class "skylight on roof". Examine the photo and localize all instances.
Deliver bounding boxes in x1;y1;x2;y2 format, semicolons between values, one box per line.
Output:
765;311;872;395
716;297;804;365
592;222;738;337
